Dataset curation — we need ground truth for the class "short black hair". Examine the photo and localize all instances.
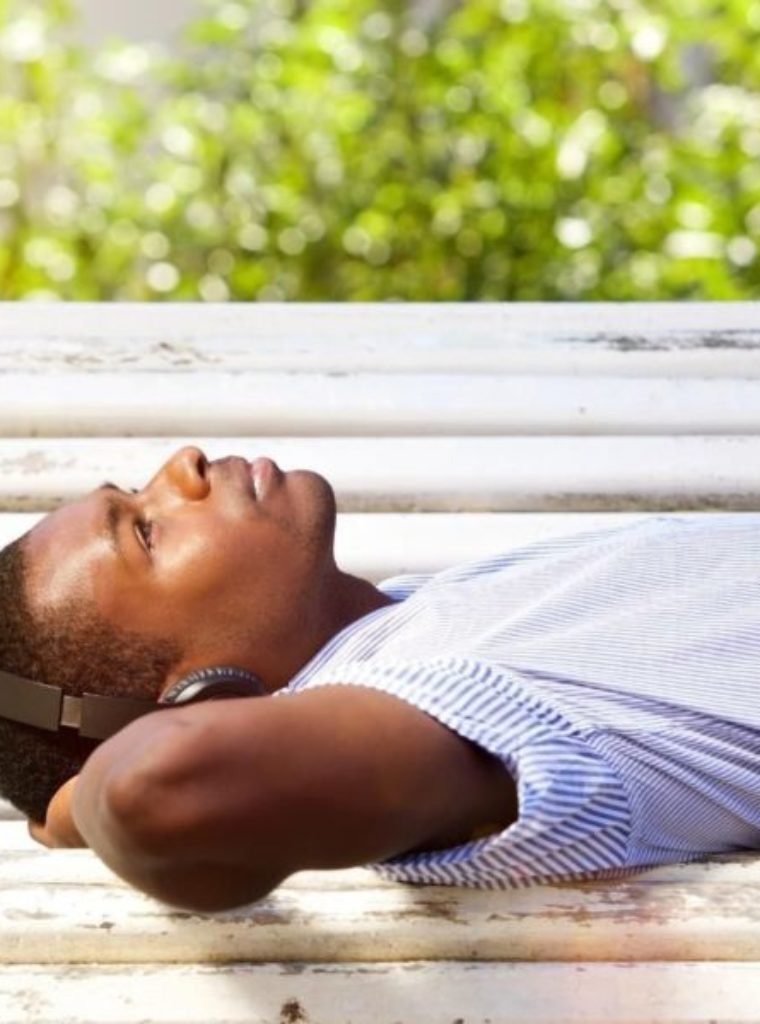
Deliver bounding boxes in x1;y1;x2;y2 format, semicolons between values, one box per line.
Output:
0;533;182;824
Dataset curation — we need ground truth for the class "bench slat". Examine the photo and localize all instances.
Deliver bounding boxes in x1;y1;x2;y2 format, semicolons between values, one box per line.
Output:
2;961;760;1024
1;374;759;436
0;436;758;512
1;302;760;376
1;830;759;964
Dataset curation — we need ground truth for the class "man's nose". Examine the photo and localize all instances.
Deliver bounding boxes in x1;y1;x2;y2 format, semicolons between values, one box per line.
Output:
154;446;210;501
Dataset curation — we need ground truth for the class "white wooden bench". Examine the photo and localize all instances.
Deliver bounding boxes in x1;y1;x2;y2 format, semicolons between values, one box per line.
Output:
1;301;759;1022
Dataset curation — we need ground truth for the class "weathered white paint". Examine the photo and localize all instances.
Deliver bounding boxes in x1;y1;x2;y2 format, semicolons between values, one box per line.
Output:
0;302;759;376
2;961;760;1024
1;842;760;964
0;436;756;512
1;373;759;436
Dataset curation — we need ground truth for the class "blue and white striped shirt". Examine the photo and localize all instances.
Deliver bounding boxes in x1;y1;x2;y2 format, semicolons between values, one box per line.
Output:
278;514;760;888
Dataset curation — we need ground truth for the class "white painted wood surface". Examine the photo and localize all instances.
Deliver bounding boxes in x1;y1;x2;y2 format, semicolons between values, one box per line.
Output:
1;303;760;442
2;302;760;1022
0;436;757;511
2;819;760;1020
1;825;760;965
1;301;760;375
2;961;760;1024
2;372;760;436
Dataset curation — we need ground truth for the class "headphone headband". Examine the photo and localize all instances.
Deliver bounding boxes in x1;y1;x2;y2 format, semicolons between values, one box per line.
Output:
0;668;159;740
0;664;266;741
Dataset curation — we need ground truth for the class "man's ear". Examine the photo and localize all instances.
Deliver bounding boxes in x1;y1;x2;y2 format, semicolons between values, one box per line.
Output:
27;775;87;849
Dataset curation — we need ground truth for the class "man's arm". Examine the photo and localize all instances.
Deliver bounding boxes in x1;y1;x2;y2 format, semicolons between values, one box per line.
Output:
70;685;517;911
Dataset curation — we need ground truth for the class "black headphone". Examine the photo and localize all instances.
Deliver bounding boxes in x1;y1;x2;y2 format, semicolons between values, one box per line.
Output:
0;664;267;741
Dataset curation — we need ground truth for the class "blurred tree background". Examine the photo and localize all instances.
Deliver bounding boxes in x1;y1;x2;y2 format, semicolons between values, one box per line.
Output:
0;0;759;300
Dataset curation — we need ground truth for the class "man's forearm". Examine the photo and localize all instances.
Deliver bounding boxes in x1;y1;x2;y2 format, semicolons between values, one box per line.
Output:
60;683;511;913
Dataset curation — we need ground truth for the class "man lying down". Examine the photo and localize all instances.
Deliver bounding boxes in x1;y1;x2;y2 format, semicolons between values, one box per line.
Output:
0;446;759;912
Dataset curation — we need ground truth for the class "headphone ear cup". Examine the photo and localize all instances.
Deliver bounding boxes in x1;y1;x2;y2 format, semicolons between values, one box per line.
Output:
160;666;267;706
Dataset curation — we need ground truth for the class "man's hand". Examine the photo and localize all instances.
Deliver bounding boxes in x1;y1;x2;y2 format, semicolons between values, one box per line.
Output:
27;775;87;849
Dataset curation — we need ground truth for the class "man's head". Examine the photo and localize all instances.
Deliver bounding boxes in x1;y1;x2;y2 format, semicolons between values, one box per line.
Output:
0;445;345;822
26;445;341;694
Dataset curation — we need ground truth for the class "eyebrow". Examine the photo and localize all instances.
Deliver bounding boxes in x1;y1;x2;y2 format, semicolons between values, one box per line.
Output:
96;481;127;561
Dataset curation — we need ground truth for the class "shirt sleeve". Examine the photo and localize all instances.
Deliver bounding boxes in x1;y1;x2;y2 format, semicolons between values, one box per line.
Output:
299;657;633;888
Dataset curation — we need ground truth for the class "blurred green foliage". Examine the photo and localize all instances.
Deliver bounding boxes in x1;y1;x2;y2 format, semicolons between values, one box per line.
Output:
2;0;760;299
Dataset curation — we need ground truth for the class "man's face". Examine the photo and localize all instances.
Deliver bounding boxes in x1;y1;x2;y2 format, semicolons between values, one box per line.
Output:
23;446;339;693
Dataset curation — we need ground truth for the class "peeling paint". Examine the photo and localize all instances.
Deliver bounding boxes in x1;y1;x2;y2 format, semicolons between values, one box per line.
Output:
4;909;56;920
565;330;760;351
280;997;307;1023
538;492;760;513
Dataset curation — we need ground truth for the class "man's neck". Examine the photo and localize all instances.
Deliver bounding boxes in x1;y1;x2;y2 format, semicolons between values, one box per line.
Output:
269;572;396;694
332;570;398;628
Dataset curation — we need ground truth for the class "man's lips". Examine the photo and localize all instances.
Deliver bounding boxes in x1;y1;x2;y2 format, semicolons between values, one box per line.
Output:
249;457;281;500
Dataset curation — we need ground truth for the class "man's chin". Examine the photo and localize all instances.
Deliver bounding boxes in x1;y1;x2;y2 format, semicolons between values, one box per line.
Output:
283;468;337;545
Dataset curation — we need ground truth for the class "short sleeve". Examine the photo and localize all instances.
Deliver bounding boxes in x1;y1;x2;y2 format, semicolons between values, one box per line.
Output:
299;657;633;888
